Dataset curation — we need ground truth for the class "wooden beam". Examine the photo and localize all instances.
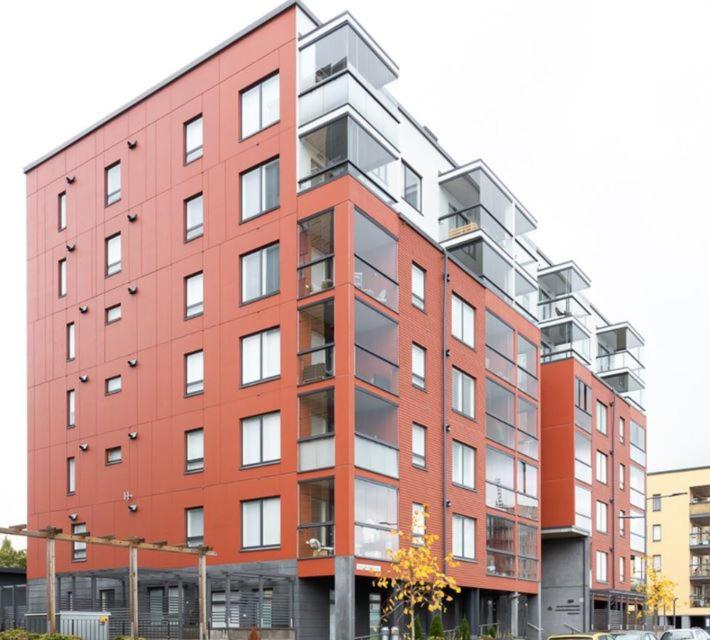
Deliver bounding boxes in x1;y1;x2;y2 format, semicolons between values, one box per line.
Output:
46;537;56;634
129;545;138;639
198;553;208;640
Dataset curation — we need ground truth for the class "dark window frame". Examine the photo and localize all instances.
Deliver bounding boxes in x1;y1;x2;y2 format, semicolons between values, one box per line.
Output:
105;303;122;325
105;446;122;466
241;496;281;550
184;271;204;319
297;209;335;299
184;114;204;164
105;161;121;206
239;71;281;141
240;156;281;222
105;375;122;396
185;349;205;397
240;326;281;387
105;232;122;277
184;192;204;242
241;411;281;468
185;506;204;547
402;161;422;212
240;242;281;304
185;428;205;473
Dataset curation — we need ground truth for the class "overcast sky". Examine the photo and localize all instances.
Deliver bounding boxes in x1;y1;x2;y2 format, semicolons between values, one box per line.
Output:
1;0;708;531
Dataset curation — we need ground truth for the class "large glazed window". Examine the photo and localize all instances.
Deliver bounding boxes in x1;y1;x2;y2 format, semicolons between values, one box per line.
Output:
242;158;280;221
517;334;538;397
241;73;280;139
298;210;334;297
485;311;515;382
355;387;398;478
354;209;398;311
242;497;281;549
298;478;334;558
241;243;280;303
298;299;335;384
242;412;281;467
517;397;538;459
450;239;514;301
486;515;515;577
575;485;592;531
630;421;646;465
485;447;515;514
355;478;398;560
242;328;280;385
517;460;539;520
298;388;335;472
485;378;514;448
355;299;398;393
518;524;538;580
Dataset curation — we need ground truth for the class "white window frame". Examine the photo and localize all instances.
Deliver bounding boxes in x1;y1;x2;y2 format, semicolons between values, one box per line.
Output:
185;350;204;396
411;263;425;310
241;73;280;139
452;367;475;418
596;500;608;533
411;343;426;389
452;294;475;348
185;272;204;319
242;497;281;549
412;423;426;468
596;550;608;582
452;441;475;489
241;328;280;385
452;514;475;560
652;524;662;541
242;412;281;467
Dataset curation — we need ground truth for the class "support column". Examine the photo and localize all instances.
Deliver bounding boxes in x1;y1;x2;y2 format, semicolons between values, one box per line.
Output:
46;537;56;634
198;553;208;640
129;545;138;638
335;556;355;640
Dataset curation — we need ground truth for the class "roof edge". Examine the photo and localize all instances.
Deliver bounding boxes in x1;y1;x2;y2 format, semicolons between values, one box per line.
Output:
648;464;710;476
23;0;320;174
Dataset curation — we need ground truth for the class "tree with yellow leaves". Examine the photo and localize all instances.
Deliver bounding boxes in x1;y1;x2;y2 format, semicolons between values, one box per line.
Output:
644;564;678;625
373;506;461;640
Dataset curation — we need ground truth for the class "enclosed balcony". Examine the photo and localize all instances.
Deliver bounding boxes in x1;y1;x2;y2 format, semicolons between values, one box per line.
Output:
691;485;710;526
596;322;645;408
540;318;591;364
449;237;514;303
538;261;591;300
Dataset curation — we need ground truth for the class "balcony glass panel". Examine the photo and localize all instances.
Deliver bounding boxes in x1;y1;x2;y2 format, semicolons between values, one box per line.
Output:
298;437;335;471
450;239;514;302
596;350;644;381
486;447;515;514
515;236;538;279
298;478;334;558
541;320;591;363
355;435;398;478
354;208;398;311
515;271;538;319
298;524;334;558
486;379;515;449
355;299;398;393
355;478;398;559
538;263;590;299
538;294;591;325
298;210;334;298
355;387;398;446
298;300;335;383
438;205;514;255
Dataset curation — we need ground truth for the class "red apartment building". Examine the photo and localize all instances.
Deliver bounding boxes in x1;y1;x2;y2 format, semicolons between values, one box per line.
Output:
23;2;646;638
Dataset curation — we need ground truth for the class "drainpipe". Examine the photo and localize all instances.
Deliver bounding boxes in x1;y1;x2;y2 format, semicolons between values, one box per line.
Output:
610;397;617;625
442;251;450;573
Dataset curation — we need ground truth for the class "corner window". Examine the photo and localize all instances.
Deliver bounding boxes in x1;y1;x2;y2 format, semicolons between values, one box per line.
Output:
298;388;335;472
412;424;426;468
58;192;67;231
106;304;122;324
72;523;86;561
354;209;398;311
67;457;76;494
354;388;399;478
485;311;515;382
184;193;204;241
411;343;426;389
242;328;280;385
105;375;122;395
486;447;515;514
517;460;539;520
105;162;121;206
411;264;425;310
105;233;121;276
67;389;76;428
241;73;280;139
596;500;608;533
186;507;204;547
452;441;475;489
105;446;122;465
298;478;335;558
241;158;280;221
355;299;398;393
452;367;475;419
185;350;204;396
355;478;398;559
298;210;334;297
185;272;204;319
58;259;67;297
486;515;515;577
66;322;76;361
452;514;475;560
241;243;280;303
486;378;514;448
452;294;475;348
184;115;203;164
242;412;281;467
242;497;281;549
185;428;204;473
402;162;422;212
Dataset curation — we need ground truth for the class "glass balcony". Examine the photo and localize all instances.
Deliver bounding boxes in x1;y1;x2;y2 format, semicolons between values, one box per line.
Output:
538;261;591;299
515;235;538;280
515;271;538;320
438;204;514;255
597;322;644;361
297;347;334;384
298;436;335;472
597;350;644;381
299;72;399;144
298;524;334;558
450;238;514;303
541;319;591;364
538;294;591;325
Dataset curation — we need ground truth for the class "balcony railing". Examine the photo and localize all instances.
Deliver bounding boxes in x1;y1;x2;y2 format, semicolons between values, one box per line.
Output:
597;350;645;381
438;204;514;255
691;498;710;517
298;524;334;558
690;597;710;608
691;531;710;547
539;295;591;324
690;564;710;578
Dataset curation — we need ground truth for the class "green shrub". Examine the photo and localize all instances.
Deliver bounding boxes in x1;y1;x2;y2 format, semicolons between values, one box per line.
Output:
414;616;424;640
0;630;41;640
42;635;81;640
113;637;146;640
457;616;471;640
428;614;445;639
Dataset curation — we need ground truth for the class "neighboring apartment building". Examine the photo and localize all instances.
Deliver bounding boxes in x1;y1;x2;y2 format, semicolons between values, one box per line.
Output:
23;2;646;639
648;466;710;630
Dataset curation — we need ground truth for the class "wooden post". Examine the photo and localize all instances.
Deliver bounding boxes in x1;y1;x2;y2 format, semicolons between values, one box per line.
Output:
198;552;208;640
129;545;139;638
46;536;56;634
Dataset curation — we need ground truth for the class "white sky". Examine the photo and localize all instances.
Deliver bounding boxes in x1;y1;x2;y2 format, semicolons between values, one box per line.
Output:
1;0;709;530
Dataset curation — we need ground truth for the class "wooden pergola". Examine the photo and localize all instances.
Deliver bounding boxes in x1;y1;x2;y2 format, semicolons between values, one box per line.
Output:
0;524;217;639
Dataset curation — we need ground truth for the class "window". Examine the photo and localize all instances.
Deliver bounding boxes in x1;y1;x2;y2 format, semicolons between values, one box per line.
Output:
241;244;280;303
486;447;515;514
517;397;539;459
596;401;608;435
242;497;281;549
242;328;280;385
574;377;592;431
485;311;514;382
402;162;421;211
67;457;76;494
106;304;122;324
517;460;539;520
105;446;122;465
630;421;646;465
619;510;626;536
241;158;280;221
652;554;662;571
355;299;398;393
486;515;515;577
105;162;121;205
652;494;661;511
412;503;426;544
452;441;475;489
298;388;335;472
67;389;76;428
619;463;626;490
519;523;539;580
354;209;398;311
185;429;204;472
242;412;281;467
72;523;87;561
241;73;280;138
186;507;204;547
652;524;662;541
452;367;475;418
631;511;645;552
59;258;67;297
298;478;334;557
596;550;608;582
411;344;426;389
184;115;203;163
452;514;475;560
66;322;75;361
619;556;626;582
184;193;204;241
486;378;514;448
451;294;475;347
58;192;67;230
574;432;592;484
185;350;204;396
517;334;538;397
412;424;426;467
596;501;608;533
411;264;425;310
185;272;204;318
105;375;122;395
298;300;334;383
630;465;645;508
619;417;625;443
298;210;333;297
355;388;398;478
355;478;398;559
105;233;121;276
575;485;592;531
596;451;608;484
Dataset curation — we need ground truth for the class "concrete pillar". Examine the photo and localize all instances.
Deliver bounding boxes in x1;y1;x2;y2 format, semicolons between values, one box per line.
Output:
511;592;520;637
681;615;691;629
334;556;355;640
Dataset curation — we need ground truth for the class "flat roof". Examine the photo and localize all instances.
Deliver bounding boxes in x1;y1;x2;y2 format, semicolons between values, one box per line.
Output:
648;465;710;476
23;0;321;173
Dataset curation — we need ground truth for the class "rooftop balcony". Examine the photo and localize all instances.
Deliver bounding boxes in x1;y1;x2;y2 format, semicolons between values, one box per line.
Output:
595;322;645;408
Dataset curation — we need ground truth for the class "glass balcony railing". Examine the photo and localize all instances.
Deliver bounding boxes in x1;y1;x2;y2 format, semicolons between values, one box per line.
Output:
597;350;645;381
438;205;514;255
298;436;335;472
539;295;591;324
298;347;334;384
298;524;334;558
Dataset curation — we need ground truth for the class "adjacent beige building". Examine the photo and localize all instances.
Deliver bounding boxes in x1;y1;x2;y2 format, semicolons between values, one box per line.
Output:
648;466;710;628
